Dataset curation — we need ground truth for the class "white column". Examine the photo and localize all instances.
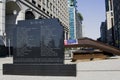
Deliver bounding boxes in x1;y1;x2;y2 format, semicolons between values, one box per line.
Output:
0;1;5;36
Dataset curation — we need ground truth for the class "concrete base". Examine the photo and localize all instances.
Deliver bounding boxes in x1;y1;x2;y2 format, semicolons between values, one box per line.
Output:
3;64;76;76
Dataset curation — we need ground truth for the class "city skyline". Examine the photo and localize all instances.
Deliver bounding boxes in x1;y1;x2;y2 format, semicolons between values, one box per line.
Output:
77;0;106;40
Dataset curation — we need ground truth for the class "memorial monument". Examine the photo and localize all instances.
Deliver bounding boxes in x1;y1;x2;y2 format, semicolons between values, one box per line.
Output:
3;18;76;76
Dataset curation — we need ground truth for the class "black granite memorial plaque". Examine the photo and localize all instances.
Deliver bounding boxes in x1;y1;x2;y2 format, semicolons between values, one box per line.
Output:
14;19;64;64
3;18;76;76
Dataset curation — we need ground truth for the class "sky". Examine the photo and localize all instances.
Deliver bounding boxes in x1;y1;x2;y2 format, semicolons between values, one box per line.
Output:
76;0;106;40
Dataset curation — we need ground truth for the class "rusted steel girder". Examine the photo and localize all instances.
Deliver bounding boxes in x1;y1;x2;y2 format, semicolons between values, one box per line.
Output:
65;38;120;55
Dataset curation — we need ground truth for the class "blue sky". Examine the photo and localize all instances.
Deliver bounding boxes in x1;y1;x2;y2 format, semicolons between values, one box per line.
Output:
76;0;106;40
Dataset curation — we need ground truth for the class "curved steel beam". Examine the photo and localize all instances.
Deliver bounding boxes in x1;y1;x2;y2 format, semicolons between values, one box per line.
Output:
65;38;120;55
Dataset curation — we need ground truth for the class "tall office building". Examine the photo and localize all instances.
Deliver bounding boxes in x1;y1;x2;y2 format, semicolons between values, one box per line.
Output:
100;21;107;43
68;0;82;39
113;0;120;48
105;0;115;45
0;0;69;46
76;13;82;39
105;0;120;48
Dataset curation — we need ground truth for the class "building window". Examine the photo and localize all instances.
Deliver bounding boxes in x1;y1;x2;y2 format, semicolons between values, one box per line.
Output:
50;3;52;11
46;0;49;8
50;14;52;17
53;6;55;13
43;8;45;12
38;4;41;9
56;9;58;15
53;0;55;2
32;0;36;4
43;0;45;5
47;11;49;15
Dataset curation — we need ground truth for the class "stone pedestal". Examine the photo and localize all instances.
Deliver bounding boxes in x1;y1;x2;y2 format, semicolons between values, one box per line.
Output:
3;64;76;76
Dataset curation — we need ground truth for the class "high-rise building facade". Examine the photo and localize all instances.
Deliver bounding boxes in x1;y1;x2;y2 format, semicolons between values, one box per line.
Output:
100;21;107;43
113;0;120;48
68;0;82;39
76;13;82;39
105;0;120;48
0;0;69;46
105;0;115;45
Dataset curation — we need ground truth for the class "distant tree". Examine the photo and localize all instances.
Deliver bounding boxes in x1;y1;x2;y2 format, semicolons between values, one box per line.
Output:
77;12;83;21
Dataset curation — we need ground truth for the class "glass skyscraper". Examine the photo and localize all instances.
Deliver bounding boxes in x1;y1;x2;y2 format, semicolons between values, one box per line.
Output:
68;0;77;39
68;0;82;39
69;7;75;39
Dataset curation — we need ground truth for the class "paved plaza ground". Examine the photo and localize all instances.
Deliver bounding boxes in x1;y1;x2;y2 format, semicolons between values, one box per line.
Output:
0;56;120;80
